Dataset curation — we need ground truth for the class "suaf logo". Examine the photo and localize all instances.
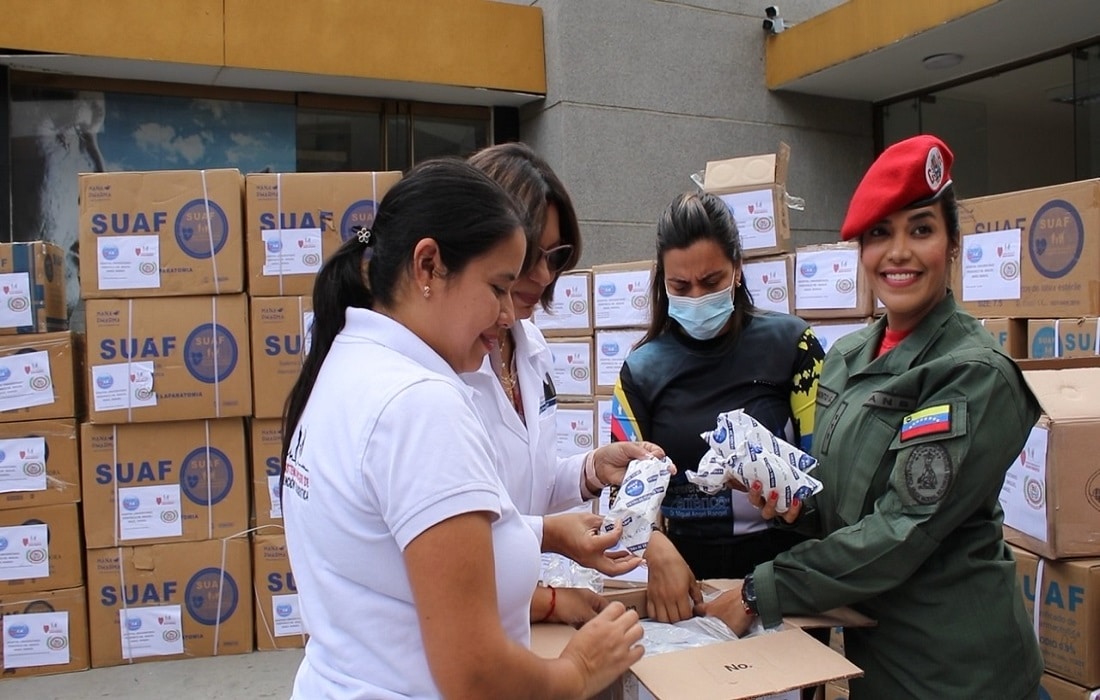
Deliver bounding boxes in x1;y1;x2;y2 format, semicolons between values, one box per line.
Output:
340;199;379;242
267;571;297;593
1031;327;1057;359
184;323;238;384
90;211;168;234
7;624;30;639
186;567;239;626
623;478;645;498
799;262;817;278
597;283;617;297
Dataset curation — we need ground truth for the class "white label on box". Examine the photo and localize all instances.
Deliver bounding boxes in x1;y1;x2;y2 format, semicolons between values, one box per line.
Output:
718;188;779;252
267;474;283;520
2;611;70;669
91;361;157;412
303;311;315;356
961;229;1022;302
596;330;645;388
597;396;613;449
262;229;323;276
0;350;55;412
535;274;591;331
97;234;161;290
594;271;651;328
548;342;592;396
0;272;34;328
0;523;49;581
999;425;1049;542
118;484;183;540
119;605;184;659
796;249;859;310
555;407;595;458
0;436;48;494
272;594;303;637
811;322;869;354
744;259;790;314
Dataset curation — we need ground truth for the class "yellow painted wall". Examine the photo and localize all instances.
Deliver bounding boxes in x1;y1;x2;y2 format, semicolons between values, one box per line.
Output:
766;0;999;89
0;0;545;94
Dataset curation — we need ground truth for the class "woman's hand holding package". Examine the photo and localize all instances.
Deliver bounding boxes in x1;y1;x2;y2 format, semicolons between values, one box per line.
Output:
643;531;702;623
543;512;642;577
747;480;803;524
591;441;671;487
694;583;755;637
559;602;645;699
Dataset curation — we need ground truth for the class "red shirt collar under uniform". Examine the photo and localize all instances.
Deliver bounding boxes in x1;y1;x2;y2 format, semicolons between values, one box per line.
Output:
877;326;913;357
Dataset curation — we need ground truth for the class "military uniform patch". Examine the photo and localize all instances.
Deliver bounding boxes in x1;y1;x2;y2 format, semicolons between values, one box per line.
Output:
903;443;953;505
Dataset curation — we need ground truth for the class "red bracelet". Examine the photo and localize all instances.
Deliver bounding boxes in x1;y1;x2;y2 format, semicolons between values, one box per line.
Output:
537;586;557;623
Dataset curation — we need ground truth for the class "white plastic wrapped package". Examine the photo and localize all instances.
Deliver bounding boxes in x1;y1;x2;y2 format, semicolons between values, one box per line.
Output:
687;409;823;513
600;456;673;556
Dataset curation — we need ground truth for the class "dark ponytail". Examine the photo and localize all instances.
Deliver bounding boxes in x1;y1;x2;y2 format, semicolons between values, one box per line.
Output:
281;158;523;463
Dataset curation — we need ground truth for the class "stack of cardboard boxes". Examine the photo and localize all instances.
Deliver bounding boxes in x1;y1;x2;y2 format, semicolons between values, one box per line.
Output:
0;241;88;679
76;170;254;669
243;171;400;651
949;179;1100;697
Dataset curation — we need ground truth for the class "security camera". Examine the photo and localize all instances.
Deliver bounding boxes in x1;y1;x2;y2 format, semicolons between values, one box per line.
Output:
763;16;786;34
765;6;779;18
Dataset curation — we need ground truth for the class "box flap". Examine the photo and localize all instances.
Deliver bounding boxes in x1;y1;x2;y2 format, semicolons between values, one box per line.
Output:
704;143;790;191
1021;367;1100;421
632;627;861;700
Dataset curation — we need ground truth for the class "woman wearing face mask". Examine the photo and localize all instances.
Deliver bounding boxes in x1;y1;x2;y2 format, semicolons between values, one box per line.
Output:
611;191;824;624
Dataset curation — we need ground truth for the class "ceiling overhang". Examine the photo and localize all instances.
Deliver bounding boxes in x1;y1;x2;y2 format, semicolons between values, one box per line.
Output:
766;0;1100;103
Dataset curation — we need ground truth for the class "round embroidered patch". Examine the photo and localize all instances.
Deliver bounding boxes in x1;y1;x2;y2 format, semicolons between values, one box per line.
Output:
903;443;953;505
925;146;945;191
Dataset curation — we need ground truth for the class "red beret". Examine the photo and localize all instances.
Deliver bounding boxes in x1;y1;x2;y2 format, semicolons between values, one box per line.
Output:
840;135;954;241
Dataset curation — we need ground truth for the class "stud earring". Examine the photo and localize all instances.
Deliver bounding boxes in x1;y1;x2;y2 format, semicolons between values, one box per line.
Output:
423;286;431;299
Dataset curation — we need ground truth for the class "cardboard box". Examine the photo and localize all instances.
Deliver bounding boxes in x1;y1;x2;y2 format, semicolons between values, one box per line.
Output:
531;623;859;700
78;169;245;298
744;254;795;315
704;143;794;259
252;533;305;651
0;586;89;678
1039;673;1100;699
953;179;1100;318
249;296;312;419
556;402;595;458
84;295;251;423
245;171;402;297
1027;318;1100;359
999;367;1100;559
85;539;253;667
533;270;593;336
1014;547;1100;686
0;503;82;595
0;332;82;424
810;319;871;356
980;317;1028;359
596;394;614;449
595;329;646;393
80;419;248;548
795;243;873;320
0;242;66;335
0;419;80;511
546;337;594;400
593;262;654;329
250;418;284;529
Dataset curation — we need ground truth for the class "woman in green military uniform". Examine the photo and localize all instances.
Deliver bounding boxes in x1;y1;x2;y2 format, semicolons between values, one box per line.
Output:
698;135;1043;699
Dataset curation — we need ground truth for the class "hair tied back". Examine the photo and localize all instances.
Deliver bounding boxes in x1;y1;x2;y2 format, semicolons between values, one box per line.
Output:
353;226;374;247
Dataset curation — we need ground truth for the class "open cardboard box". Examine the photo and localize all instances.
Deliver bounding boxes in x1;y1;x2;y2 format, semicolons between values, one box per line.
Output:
703;144;793;259
532;580;869;700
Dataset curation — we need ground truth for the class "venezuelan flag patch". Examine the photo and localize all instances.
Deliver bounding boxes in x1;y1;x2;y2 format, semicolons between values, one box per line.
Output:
900;404;951;441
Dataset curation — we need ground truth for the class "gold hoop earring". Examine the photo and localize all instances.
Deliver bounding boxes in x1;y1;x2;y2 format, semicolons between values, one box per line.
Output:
423;286;431;299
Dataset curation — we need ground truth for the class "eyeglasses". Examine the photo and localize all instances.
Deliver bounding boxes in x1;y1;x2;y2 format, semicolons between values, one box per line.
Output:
538;244;574;274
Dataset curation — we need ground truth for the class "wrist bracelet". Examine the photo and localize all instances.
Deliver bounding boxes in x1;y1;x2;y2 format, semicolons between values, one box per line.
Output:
583;451;606;494
537;585;557;623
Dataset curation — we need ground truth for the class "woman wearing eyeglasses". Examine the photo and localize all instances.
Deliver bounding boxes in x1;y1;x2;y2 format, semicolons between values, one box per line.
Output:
465;143;668;627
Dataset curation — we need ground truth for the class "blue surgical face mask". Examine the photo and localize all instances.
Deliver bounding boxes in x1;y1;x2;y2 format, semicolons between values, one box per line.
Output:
667;283;735;340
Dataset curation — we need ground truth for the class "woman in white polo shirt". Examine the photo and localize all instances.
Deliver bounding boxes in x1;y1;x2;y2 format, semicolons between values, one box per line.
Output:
466;143;667;627
281;159;643;699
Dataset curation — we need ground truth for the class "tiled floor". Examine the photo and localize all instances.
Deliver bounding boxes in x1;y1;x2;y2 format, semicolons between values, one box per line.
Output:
3;648;304;699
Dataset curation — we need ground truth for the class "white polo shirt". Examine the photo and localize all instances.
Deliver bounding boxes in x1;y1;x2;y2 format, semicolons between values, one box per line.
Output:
282;308;540;700
463;319;588;540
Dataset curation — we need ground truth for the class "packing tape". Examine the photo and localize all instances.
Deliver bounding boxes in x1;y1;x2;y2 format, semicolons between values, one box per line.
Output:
213;526;269;655
112;425;120;546
126;299;134;423
1032;558;1045;640
200;170;220;295
1095;318;1099;355
204;419;213;540
1054;319;1062;358
116;545;135;664
276;172;285;296
211;297;221;418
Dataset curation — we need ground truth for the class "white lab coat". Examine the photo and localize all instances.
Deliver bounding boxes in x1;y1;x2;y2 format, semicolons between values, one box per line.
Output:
464;319;589;542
